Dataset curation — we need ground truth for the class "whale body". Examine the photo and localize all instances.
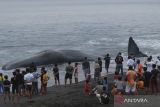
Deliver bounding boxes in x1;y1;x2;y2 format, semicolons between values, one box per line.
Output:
128;37;147;57
2;50;93;70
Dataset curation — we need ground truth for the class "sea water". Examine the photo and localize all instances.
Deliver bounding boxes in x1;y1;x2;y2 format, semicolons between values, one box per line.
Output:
0;0;160;86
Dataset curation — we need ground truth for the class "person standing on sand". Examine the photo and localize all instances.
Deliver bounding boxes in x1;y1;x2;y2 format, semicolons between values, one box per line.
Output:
84;79;91;95
127;56;135;69
125;66;137;95
98;57;102;73
32;70;40;95
136;59;143;78
21;70;26;96
0;73;4;94
115;52;124;75
24;69;34;102
65;62;74;85
94;61;101;83
144;57;154;94
104;54;111;74
3;75;11;104
74;63;79;84
53;64;60;85
15;69;24;96
82;57;91;79
150;64;159;94
11;71;19;104
102;76;108;94
40;67;49;95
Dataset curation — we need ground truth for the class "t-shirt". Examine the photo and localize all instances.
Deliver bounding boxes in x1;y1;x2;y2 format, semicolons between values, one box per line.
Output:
11;76;18;87
74;67;78;78
126;70;136;85
32;71;40;82
146;61;154;72
3;80;11;86
53;67;59;75
16;73;24;85
24;73;34;85
95;63;100;72
115;56;123;64
127;59;135;67
3;80;11;91
115;81;124;90
82;61;90;69
65;65;74;74
137;64;143;76
104;56;111;66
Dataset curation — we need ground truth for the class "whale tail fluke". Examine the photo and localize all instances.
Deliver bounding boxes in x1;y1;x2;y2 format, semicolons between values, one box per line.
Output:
128;37;147;57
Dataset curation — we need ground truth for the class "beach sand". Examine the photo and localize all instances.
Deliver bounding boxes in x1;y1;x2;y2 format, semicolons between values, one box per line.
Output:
0;74;115;107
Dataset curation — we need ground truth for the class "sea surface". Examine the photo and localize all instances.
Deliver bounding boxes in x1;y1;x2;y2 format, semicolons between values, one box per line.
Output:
0;0;160;85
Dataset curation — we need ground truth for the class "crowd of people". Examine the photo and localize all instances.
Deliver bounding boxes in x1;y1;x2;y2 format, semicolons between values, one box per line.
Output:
112;54;160;96
84;53;160;104
0;52;160;105
0;63;49;104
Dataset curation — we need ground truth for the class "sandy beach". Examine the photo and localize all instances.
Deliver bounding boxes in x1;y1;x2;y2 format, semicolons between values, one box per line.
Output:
0;74;115;107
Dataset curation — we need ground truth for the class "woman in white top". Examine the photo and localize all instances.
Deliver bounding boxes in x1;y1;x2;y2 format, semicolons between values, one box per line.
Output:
144;57;154;93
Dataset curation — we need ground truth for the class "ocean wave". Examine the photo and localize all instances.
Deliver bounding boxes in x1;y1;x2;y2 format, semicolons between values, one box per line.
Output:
85;40;101;46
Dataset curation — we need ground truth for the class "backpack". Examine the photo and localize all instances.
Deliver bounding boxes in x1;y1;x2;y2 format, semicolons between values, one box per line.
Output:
101;93;110;104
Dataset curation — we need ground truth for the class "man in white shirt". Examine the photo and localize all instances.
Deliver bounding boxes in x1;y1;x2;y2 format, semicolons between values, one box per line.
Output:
24;69;34;102
127;56;135;68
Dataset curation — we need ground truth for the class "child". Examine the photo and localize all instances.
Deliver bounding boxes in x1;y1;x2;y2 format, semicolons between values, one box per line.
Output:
74;63;79;84
137;77;144;89
115;76;124;94
102;76;108;93
114;71;120;83
111;85;118;95
84;80;91;95
3;75;11;103
40;67;49;95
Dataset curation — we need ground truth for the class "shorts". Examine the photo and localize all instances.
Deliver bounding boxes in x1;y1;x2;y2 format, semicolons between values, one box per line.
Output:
74;73;78;78
26;85;32;92
65;73;72;79
125;82;136;93
4;88;10;94
12;86;19;94
18;84;23;91
54;74;59;81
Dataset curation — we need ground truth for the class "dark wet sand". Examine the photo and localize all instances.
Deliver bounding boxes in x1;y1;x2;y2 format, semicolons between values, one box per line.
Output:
0;74;115;107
